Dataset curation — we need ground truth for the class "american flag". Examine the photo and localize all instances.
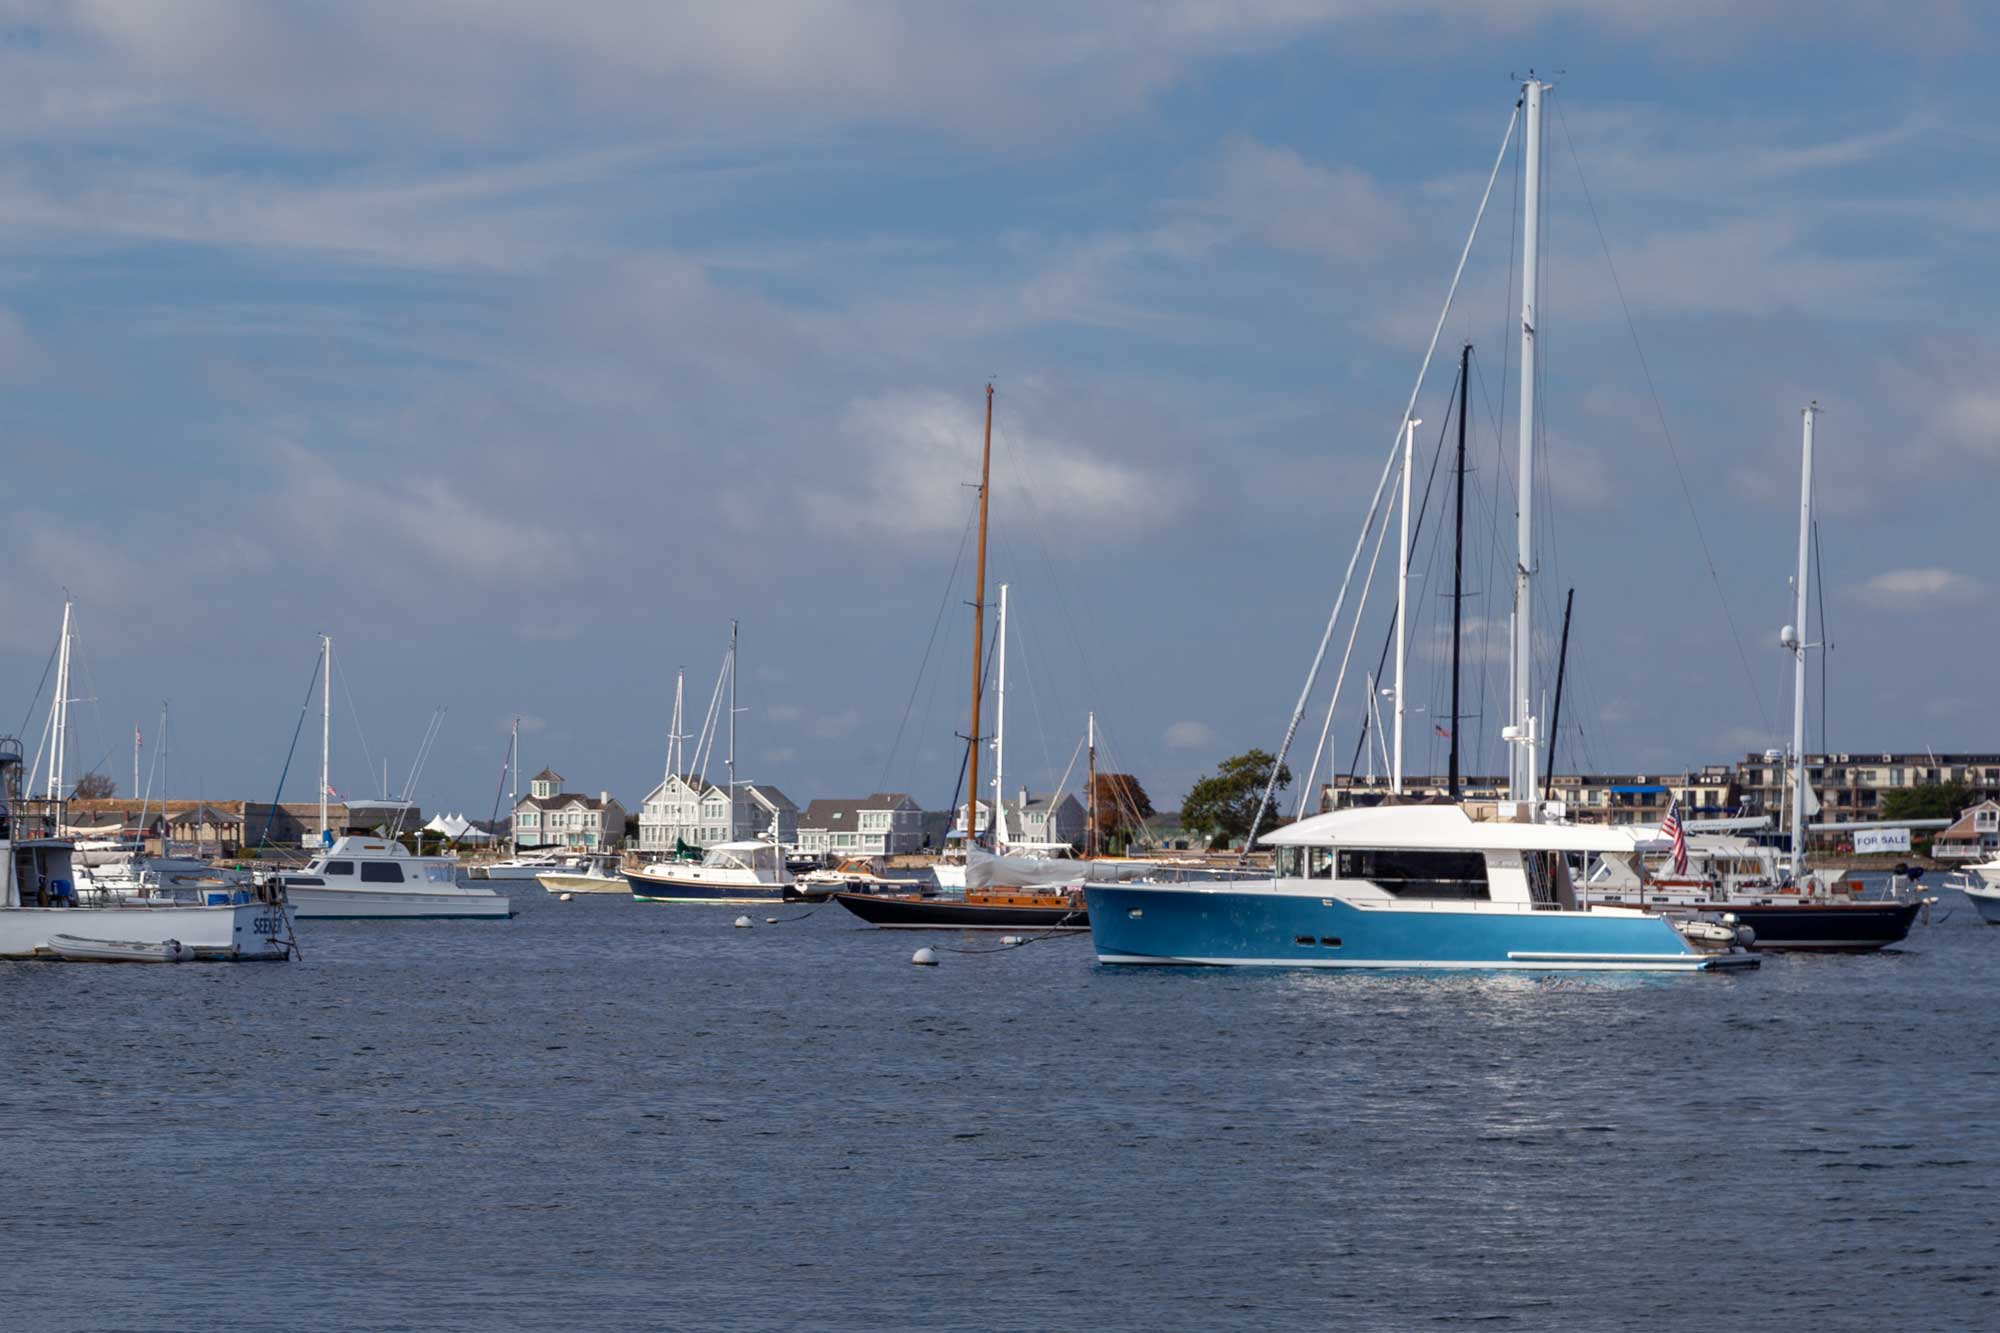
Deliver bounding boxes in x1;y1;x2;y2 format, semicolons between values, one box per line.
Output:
1662;799;1688;876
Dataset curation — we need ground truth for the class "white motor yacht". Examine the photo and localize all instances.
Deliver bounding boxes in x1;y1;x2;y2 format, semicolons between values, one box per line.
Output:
470;850;581;881
278;836;512;919
625;840;792;904
536;853;629;895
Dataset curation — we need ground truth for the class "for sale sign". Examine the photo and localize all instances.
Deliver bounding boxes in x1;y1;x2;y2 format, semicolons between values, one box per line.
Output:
1854;828;1912;854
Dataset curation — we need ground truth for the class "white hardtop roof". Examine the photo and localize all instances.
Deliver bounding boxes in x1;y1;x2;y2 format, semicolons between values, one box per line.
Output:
708;840;777;853
323;835;455;862
1264;803;1649;854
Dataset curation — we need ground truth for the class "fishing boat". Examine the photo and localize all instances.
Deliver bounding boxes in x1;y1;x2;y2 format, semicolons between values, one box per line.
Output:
0;751;293;962
536;853;628;895
276;836;511;919
626;839;792;903
1087;80;1752;973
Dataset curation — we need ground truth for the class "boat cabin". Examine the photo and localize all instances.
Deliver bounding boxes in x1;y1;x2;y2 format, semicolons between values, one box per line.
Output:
1262;803;1650;911
287;836;461;889
698;840;786;877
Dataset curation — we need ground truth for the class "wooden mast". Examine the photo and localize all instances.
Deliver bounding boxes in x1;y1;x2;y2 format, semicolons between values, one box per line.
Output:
965;384;994;849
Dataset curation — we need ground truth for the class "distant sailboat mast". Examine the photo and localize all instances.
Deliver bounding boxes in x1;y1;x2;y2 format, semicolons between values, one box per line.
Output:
510;714;520;856
45;598;73;801
319;634;333;844
964;384;994;850
1786;403;1819;879
993;583;1009;849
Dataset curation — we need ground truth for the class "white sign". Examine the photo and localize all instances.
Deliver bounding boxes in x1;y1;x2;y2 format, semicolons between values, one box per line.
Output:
1854;828;1911;854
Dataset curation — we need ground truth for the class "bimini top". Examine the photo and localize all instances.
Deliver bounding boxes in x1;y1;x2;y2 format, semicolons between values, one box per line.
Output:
1263;802;1649;854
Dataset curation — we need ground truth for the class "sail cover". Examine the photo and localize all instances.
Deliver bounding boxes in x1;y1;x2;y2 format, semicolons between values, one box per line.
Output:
965;845;1157;889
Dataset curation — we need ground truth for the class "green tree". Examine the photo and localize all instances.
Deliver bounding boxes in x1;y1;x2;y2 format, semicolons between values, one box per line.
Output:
1881;782;1971;822
1182;749;1291;847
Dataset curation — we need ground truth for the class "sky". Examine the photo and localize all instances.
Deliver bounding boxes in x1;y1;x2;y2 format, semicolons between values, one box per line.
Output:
1;1;1996;822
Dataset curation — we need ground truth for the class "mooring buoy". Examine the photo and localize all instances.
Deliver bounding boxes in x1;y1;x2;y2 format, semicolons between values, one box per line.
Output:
734;915;754;929
911;947;939;966
559;892;574;903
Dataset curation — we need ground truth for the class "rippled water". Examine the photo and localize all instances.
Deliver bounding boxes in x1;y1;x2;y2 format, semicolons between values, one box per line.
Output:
4;884;1997;1330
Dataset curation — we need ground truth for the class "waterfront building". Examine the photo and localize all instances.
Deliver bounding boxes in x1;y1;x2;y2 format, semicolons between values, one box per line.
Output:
1733;752;2000;823
795;794;924;858
635;772;797;851
512;769;628;851
1935;800;2000;860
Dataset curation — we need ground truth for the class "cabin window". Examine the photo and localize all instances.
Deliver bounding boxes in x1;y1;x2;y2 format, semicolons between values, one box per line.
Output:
359;862;405;884
324;860;354;877
1336;848;1489;899
1307;847;1335;879
1274;846;1302;877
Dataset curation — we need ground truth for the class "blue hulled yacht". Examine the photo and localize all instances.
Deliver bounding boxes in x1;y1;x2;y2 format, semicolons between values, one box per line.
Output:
1085;803;1754;973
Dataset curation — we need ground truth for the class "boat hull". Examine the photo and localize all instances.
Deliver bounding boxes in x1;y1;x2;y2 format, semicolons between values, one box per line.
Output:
1;902;293;961
832;892;1088;930
536;873;629;895
1082;883;1738;971
1963;882;2000;925
625;871;787;904
1722;900;1921;951
471;862;565;881
286;884;513;919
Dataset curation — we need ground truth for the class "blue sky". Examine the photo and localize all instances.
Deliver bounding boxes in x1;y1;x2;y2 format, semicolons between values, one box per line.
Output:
2;2;1995;820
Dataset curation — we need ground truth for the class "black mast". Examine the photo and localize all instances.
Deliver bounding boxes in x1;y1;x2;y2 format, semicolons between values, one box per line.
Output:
1449;343;1469;801
1544;587;1575;802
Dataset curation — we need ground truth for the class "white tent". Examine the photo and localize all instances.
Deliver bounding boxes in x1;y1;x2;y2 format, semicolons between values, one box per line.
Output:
423;811;495;844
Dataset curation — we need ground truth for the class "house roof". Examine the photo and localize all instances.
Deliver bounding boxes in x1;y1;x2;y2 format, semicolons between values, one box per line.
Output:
519;791;621;812
1937;800;2000;841
530;768;563;784
169;802;244;827
800;793;912;828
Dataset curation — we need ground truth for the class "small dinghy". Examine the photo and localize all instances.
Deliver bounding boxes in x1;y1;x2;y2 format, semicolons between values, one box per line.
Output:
44;935;194;963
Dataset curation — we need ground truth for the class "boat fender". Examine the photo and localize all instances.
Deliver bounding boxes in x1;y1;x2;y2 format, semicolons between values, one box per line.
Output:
1735;925;1756;946
559;892;574;902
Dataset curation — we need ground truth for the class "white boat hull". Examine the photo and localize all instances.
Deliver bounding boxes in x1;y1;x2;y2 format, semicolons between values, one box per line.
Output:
472;862;565;881
536;872;628;894
1;901;293;961
286;883;512;919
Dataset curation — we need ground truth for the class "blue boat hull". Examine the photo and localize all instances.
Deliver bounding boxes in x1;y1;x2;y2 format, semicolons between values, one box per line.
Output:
1083;883;1731;972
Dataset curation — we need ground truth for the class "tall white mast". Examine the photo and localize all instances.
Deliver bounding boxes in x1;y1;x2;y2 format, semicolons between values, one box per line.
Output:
46;599;73;801
994;583;1009;847
1508;76;1548;803
1394;417;1419;796
1086;709;1097;857
1787;402;1818;879
319;634;332;844
510;714;520;855
726;619;738;839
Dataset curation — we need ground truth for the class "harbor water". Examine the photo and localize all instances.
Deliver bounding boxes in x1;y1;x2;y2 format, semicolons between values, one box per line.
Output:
5;884;1997;1330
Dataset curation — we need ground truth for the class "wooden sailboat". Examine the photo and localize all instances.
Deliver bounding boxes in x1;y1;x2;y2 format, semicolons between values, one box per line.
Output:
835;385;1087;931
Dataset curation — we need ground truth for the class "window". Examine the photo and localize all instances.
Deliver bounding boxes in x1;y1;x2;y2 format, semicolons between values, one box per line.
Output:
324;860;355;877
359;862;404;883
1336;848;1488;899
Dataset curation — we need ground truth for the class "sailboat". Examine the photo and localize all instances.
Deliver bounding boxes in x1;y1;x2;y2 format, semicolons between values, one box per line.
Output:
625;622;795;904
1083;79;1750;971
835;389;1089;931
1574;405;1921;950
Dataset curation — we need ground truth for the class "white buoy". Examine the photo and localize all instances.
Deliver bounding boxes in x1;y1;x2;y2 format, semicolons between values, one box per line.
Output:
911;947;939;966
1000;935;1024;945
559;892;574;903
765;917;779;924
734;915;753;929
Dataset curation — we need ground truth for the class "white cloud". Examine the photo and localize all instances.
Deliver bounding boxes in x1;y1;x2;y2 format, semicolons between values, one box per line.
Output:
810;389;1180;543
1190;137;1402;262
1163;720;1215;750
1933;389;2000;456
1852;567;1988;607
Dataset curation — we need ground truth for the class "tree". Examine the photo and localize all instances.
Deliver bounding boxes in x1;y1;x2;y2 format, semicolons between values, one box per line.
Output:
1881;782;1971;823
1088;773;1155;851
1181;749;1291;847
70;772;117;800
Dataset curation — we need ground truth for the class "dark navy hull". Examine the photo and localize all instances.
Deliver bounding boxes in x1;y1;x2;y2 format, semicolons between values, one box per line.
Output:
1727;900;1921;951
832;892;1087;930
624;872;787;904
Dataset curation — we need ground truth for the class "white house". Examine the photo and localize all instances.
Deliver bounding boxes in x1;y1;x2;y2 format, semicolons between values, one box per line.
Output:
513;768;628;850
795;793;924;858
1000;788;1086;849
636;772;798;851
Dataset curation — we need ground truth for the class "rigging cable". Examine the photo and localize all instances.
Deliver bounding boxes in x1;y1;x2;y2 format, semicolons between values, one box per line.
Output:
1552;93;1773;737
875;493;978;794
